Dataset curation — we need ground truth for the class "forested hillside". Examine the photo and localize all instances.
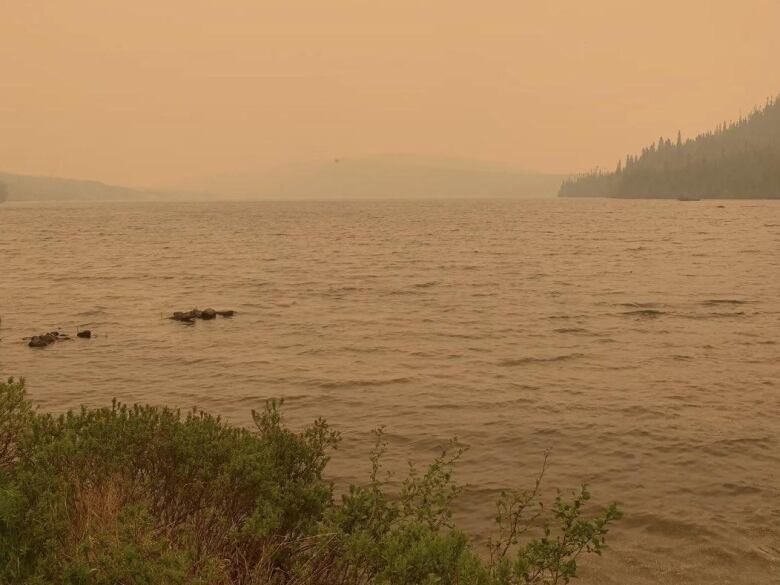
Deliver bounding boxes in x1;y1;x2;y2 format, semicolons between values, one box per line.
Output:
559;96;780;199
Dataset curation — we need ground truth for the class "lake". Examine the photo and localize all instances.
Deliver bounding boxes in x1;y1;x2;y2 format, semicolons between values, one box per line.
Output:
1;198;778;583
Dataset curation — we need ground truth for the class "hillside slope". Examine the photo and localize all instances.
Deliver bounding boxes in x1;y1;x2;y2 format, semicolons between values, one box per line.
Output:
0;172;207;202
560;96;780;199
200;156;566;200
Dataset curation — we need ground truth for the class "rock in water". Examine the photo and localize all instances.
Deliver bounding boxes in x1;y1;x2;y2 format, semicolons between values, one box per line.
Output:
28;336;49;348
77;330;92;338
171;310;198;322
28;332;60;347
170;308;234;322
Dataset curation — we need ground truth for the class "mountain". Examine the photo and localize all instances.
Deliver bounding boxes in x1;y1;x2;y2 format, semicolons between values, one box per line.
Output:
1;159;567;202
199;156;566;200
0;172;208;202
559;96;780;199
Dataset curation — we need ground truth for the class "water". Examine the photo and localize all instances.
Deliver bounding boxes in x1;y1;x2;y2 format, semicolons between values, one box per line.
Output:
1;198;779;583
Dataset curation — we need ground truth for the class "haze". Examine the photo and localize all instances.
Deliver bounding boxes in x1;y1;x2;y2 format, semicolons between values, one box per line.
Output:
1;0;778;189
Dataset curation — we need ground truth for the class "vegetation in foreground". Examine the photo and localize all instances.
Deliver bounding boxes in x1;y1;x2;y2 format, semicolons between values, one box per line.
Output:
0;378;620;585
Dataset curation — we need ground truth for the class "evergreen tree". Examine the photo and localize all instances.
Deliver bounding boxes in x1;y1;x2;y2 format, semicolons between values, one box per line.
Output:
559;96;780;199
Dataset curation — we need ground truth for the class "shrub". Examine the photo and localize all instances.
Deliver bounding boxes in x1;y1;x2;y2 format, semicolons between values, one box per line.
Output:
0;377;33;469
0;379;621;585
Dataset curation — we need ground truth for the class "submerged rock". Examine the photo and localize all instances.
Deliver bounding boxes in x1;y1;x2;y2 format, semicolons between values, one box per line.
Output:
77;330;92;338
171;310;200;322
28;331;69;347
28;336;50;348
170;308;235;323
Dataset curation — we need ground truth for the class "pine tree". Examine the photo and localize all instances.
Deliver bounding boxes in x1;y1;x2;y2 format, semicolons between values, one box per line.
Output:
558;95;780;199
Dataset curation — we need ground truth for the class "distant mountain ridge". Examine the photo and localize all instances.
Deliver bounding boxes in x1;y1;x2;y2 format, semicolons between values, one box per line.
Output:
200;156;566;200
2;157;565;202
0;172;207;202
560;96;780;199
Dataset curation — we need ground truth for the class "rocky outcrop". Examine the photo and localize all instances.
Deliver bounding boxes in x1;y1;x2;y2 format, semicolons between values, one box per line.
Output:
27;328;93;347
28;335;54;348
28;331;70;348
171;310;200;322
170;308;236;323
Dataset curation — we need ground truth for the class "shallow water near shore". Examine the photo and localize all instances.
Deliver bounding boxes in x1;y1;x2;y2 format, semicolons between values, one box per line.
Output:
1;198;779;583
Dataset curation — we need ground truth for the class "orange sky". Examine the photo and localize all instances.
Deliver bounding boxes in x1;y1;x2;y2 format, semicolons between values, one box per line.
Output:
1;1;779;188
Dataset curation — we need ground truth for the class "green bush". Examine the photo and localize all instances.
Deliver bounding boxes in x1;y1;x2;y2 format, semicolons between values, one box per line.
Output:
0;379;621;585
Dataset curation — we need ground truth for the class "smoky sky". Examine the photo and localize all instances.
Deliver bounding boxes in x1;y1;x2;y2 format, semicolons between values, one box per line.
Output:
1;1;778;187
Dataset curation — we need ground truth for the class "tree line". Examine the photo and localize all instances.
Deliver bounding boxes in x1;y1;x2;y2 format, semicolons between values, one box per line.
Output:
559;96;780;198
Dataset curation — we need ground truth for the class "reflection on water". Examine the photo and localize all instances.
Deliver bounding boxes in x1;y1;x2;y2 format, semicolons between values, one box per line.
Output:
1;198;779;583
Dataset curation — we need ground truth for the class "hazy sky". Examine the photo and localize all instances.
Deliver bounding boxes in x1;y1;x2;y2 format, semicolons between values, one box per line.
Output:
2;1;779;188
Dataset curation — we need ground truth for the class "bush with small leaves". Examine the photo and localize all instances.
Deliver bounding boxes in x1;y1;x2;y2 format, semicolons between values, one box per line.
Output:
0;379;621;585
0;378;33;469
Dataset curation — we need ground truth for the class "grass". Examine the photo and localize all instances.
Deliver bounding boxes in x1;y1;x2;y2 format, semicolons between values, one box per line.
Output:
0;378;621;584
